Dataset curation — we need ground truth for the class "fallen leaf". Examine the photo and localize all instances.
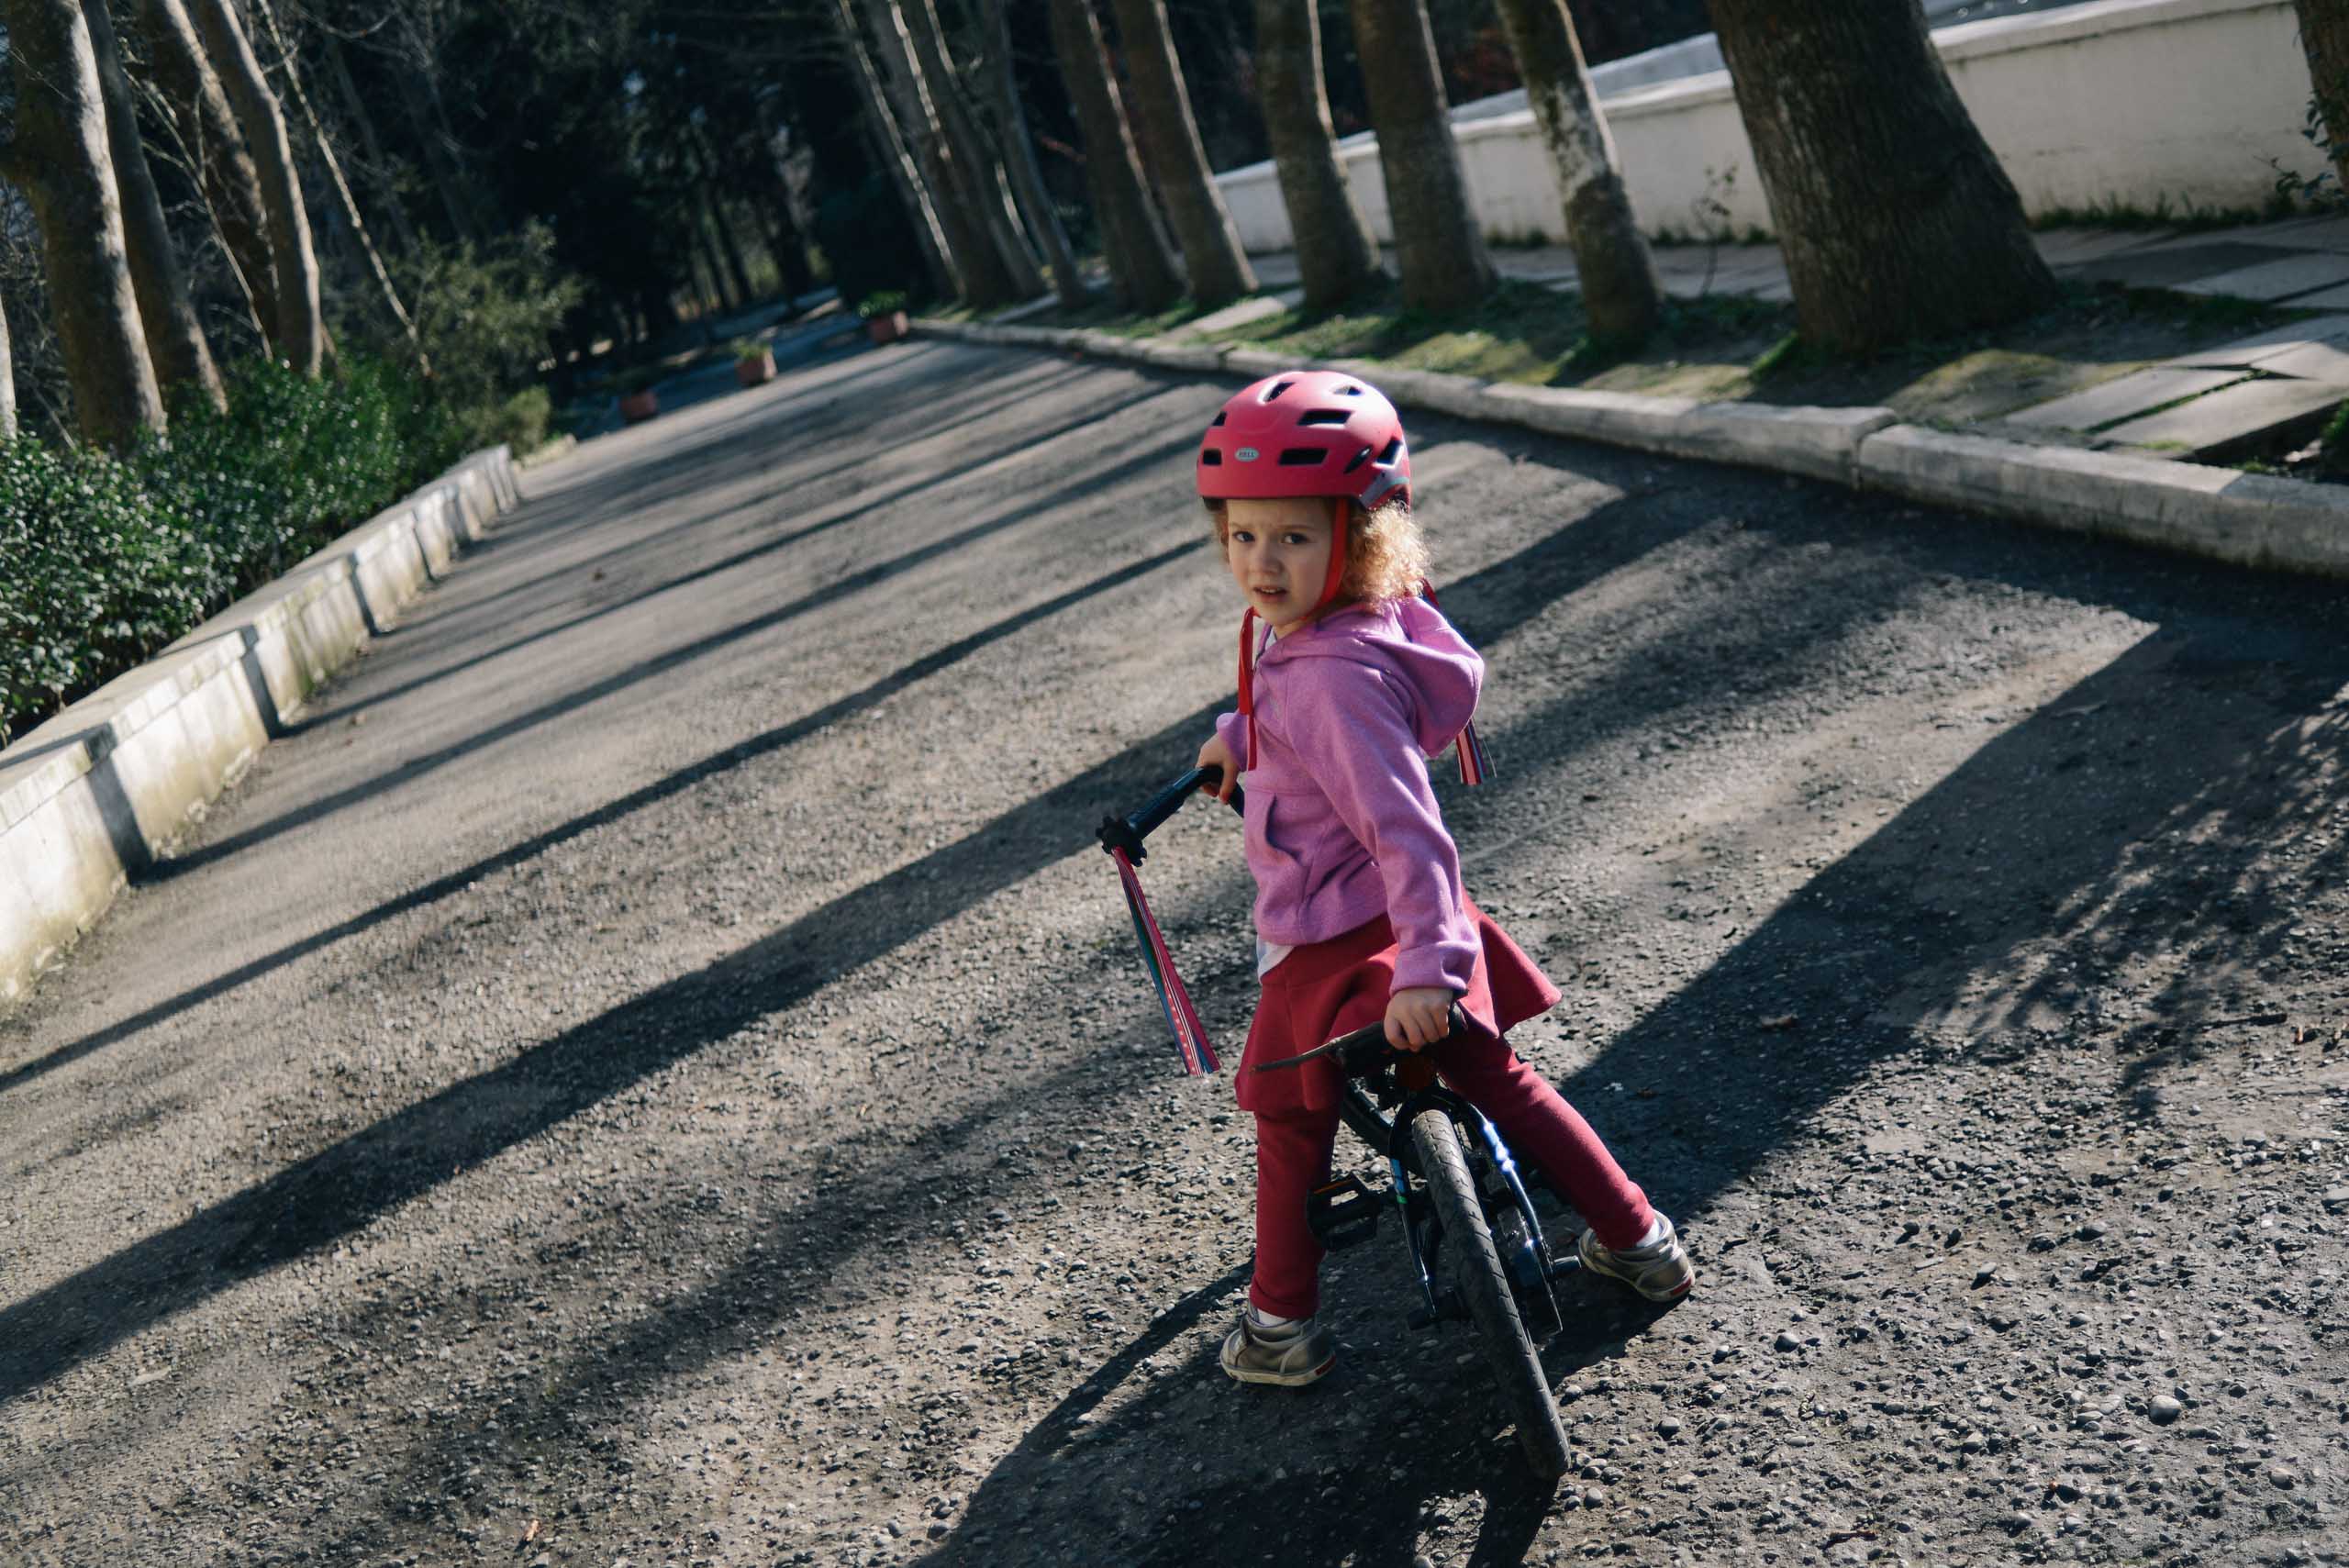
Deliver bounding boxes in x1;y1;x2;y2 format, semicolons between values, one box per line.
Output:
521;1518;542;1544
1759;1014;1798;1031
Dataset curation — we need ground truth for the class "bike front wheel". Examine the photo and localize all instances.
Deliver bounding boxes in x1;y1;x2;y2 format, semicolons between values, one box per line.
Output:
1410;1106;1572;1481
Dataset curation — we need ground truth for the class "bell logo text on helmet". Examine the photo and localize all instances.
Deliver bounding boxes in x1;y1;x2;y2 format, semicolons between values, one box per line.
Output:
1235;447;1261;462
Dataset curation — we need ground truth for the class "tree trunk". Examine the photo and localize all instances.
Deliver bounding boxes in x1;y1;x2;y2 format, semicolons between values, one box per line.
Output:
1490;0;1658;341
1253;0;1378;309
863;0;1020;306
1;0;166;450
83;0;225;410
706;187;757;305
133;0;277;343
902;0;1047;299
833;0;960;299
764;179;817;300
2296;0;2349;192
1708;0;2055;353
254;0;428;373
1347;0;1493;311
980;0;1086;307
0;292;17;439
1107;0;1254;304
188;0;322;373
1046;0;1183;311
324;35;423;257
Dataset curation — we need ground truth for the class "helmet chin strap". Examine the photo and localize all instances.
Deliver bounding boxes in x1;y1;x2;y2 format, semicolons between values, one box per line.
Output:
1314;498;1350;609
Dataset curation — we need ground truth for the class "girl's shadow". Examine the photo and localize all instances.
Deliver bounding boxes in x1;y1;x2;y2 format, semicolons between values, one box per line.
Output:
912;1234;1672;1567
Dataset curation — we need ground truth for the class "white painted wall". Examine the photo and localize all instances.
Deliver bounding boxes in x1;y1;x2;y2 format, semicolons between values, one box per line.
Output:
1217;0;2322;252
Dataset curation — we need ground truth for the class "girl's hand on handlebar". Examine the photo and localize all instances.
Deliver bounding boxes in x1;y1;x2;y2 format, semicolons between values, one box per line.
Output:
1385;987;1455;1051
1196;733;1239;803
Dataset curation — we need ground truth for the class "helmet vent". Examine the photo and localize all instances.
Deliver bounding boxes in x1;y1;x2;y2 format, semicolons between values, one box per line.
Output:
1201;449;1223;465
1210;411;1228;426
1262;379;1295;402
1376;437;1404;466
1297;409;1351;427
1342;445;1372;473
1277;448;1325;466
1337;384;1363;396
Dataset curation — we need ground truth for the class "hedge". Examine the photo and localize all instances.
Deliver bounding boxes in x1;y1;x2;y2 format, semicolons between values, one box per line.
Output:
0;358;463;743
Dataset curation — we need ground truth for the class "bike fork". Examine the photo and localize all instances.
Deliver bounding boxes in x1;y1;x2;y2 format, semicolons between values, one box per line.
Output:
1466;1106;1579;1284
1391;1154;1449;1329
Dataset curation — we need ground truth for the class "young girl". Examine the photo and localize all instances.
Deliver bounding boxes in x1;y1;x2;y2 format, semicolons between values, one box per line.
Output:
1192;371;1693;1387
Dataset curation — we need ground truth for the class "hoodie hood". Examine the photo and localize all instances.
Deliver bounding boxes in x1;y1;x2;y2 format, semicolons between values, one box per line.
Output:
1258;596;1482;757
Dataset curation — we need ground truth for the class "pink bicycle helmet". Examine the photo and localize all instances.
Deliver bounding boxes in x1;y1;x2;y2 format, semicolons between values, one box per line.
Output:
1197;370;1410;509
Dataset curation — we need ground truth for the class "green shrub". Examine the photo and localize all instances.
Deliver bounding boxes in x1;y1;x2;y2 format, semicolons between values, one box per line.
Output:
857;290;908;319
0;438;209;727
0;356;461;742
450;386;552;458
395;220;584;425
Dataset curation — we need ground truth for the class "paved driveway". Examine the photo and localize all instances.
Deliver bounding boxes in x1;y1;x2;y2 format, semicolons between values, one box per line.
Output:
3;339;2343;1566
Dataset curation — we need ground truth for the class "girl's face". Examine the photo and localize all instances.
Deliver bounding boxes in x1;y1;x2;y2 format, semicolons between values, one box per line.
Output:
1223;496;1335;636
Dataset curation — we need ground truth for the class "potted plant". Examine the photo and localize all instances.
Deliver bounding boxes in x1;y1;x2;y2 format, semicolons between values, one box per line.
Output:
732;336;777;387
859;290;911;346
616;366;661;424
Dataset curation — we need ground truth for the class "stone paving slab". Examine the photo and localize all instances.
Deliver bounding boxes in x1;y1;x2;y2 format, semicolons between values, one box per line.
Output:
1175;293;1300;339
2006;367;2247;431
2176;253;2349;302
2037;228;2183;269
2099;376;2344;456
2255;339;2349;384
2065;240;2301;290
2284;280;2349;310
2161;315;2349;370
2199;213;2349;250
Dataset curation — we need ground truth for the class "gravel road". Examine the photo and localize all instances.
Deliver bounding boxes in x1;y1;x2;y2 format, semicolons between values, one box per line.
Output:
3;339;2344;1568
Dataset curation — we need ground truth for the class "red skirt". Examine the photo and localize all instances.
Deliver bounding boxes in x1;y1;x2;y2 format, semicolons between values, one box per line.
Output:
1236;900;1562;1117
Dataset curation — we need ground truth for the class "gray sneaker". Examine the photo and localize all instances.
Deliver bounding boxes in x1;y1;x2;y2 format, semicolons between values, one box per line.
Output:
1578;1214;1696;1302
1219;1311;1337;1386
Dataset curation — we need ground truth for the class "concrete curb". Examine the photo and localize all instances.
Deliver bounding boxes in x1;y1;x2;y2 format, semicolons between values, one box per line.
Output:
1854;426;2349;575
913;315;2349;578
0;445;521;1003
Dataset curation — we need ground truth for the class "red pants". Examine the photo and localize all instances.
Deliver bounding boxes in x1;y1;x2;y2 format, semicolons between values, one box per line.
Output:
1240;910;1653;1320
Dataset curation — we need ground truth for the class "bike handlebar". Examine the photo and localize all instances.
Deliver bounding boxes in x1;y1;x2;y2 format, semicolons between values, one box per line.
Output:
1249;1004;1474;1074
1097;764;1245;865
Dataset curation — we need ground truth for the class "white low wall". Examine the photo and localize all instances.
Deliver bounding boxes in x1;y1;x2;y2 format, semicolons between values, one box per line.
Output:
1218;0;2321;251
0;447;520;1003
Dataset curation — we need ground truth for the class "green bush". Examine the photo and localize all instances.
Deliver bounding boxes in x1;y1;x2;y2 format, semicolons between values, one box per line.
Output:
0;356;461;742
857;290;908;320
450;386;552;458
0;439;208;727
396;220;584;424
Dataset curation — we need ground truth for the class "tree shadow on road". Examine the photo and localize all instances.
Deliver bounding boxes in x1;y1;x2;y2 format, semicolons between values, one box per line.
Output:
11;376;2346;1564
0;468;1714;1415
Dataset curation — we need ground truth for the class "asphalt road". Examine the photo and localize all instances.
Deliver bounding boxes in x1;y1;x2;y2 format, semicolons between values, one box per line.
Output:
3;339;2343;1568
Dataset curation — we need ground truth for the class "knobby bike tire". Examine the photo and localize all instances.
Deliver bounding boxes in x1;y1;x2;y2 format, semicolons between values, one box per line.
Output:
1409;1106;1572;1482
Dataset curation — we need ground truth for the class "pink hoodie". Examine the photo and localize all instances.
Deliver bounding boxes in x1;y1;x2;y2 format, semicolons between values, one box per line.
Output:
1214;595;1484;995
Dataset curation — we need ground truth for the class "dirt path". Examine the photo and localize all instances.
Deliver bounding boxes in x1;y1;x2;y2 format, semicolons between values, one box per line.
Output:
3;339;2343;1568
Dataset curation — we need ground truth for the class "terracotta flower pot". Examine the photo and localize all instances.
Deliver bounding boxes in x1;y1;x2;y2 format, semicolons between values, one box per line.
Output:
866;311;910;346
619;389;660;424
735;350;776;387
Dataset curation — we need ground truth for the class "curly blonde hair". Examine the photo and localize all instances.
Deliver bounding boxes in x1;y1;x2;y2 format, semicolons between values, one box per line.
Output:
1207;498;1430;610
